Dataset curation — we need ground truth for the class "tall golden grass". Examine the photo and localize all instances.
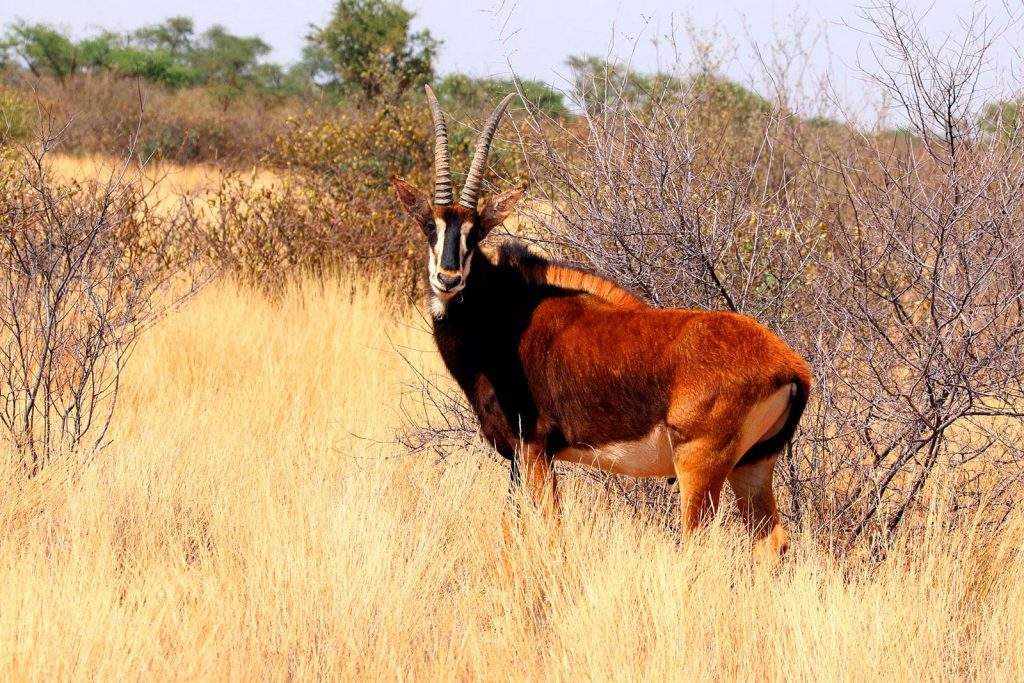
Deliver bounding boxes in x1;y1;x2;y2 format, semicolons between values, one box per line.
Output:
1;276;1022;681
45;154;281;209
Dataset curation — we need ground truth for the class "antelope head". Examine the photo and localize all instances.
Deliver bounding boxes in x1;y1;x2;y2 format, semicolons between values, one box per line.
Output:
392;85;525;315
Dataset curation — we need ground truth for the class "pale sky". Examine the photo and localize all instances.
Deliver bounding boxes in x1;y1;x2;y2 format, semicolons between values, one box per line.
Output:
3;1;1021;118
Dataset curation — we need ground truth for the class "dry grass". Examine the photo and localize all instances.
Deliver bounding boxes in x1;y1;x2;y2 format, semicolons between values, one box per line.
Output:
0;275;1022;681
45;154;281;210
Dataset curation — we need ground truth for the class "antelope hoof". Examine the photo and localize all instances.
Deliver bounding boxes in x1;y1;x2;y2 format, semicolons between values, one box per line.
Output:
753;524;789;564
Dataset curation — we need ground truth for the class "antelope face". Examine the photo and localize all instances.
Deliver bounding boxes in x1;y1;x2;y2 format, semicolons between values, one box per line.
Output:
391;85;525;317
424;207;475;299
391;178;526;314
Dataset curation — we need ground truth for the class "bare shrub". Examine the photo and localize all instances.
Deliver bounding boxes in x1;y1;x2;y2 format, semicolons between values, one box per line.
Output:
800;3;1024;548
0;132;204;474
182;175;339;293
519;73;820;329
186;171;430;295
514;3;1024;549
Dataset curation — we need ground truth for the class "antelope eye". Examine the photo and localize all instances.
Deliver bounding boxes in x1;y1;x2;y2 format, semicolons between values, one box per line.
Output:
425;222;437;239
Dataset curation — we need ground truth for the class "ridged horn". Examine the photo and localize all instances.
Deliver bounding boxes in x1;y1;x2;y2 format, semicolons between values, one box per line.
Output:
458;92;515;209
425;84;453;205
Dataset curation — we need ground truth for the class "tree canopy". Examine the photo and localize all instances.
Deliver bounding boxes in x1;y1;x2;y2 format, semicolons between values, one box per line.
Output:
0;9;786;127
566;54;769;125
307;0;439;100
4;22;79;81
1;18;280;94
434;74;568;118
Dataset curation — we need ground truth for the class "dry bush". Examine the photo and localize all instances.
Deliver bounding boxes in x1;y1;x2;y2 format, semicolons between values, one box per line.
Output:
192;100;526;293
514;3;1024;550
1;72;302;164
0;86;32;147
801;4;1024;547
182;176;341;293
184;172;427;295
0;132;205;474
3;74;532;293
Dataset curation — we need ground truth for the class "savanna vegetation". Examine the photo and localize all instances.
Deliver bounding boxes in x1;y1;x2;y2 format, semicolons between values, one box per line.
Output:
2;0;1024;679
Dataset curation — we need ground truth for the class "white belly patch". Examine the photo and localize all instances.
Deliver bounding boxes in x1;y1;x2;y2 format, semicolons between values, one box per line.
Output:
549;383;796;478
553;424;676;478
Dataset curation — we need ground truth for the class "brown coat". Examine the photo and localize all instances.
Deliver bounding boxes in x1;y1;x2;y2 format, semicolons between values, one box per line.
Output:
430;242;809;558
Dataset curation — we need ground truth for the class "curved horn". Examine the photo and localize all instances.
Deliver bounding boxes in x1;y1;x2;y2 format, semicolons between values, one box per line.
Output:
458;92;515;209
425;84;453;205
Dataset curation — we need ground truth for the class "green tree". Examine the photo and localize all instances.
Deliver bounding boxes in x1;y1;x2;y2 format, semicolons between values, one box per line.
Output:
77;32;117;70
0;36;12;70
284;45;332;94
566;54;768;125
189;26;272;107
191;27;270;83
308;0;439;100
76;29;199;88
1;17;302;97
434;74;568;118
109;48;199;88
4;22;79;81
132;16;195;57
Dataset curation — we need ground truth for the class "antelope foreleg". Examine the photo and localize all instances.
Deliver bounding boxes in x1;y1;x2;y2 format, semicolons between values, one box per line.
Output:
516;441;558;518
672;438;732;535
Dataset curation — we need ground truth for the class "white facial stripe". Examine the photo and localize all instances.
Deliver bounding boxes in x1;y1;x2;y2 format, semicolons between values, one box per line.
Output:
433;217;447;262
455;222;472;277
427;217;476;319
460;222;472;258
428;218;471;276
427;217;445;282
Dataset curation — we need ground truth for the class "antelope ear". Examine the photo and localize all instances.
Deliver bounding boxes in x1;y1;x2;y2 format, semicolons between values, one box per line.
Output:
391;176;433;225
479;182;527;233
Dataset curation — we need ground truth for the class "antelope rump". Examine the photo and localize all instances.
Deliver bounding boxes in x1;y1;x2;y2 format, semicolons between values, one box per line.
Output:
391;86;812;558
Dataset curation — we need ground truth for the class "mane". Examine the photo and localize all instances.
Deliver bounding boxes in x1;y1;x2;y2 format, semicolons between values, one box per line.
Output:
487;241;646;310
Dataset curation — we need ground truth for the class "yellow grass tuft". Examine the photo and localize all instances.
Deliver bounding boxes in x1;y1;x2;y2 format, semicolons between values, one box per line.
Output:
45;154;281;210
1;276;1022;680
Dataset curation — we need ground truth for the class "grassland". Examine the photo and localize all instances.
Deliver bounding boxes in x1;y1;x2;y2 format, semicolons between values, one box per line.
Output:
45;154;281;206
1;273;1021;681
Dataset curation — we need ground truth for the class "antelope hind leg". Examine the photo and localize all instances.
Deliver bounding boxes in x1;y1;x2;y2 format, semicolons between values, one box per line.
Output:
727;454;789;560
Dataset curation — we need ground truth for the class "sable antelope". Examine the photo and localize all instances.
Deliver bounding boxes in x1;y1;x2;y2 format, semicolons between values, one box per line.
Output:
391;86;812;557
